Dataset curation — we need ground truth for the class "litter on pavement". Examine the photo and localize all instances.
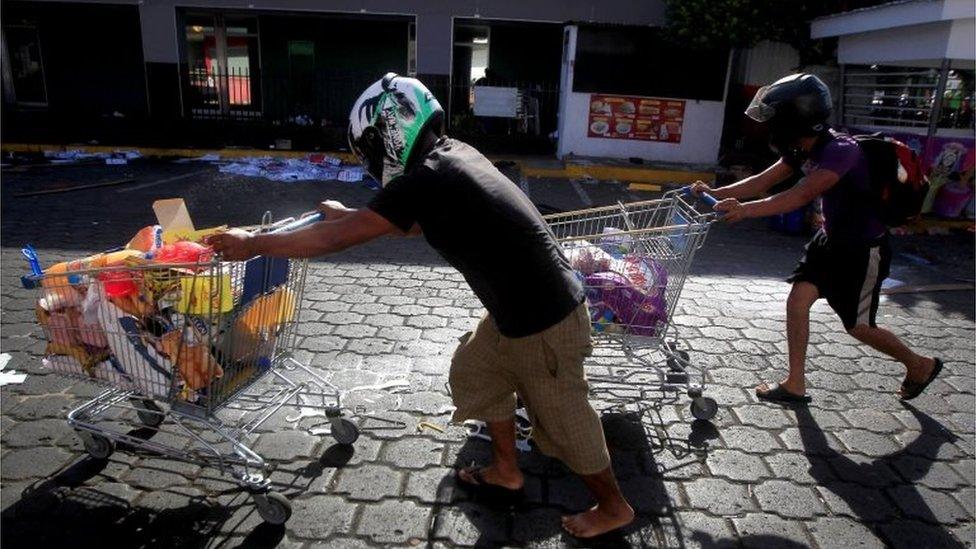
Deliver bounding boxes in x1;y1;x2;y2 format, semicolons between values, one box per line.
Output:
43;149;141;165
172;152;376;187
0;353;26;386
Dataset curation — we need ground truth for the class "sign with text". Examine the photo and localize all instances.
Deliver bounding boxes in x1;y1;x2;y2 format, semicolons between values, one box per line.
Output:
473;86;519;118
587;94;685;143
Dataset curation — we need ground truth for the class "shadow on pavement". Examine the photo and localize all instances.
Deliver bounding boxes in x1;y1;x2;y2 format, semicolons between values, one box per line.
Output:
795;401;965;548
428;411;704;548
688;532;811;548
0;434;366;548
0;456;233;548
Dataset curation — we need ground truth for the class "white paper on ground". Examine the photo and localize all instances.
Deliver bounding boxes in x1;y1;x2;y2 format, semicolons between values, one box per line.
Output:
0;351;23;385
0;371;27;385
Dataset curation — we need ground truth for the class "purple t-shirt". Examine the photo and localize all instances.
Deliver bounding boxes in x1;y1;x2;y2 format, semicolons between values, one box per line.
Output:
798;132;887;243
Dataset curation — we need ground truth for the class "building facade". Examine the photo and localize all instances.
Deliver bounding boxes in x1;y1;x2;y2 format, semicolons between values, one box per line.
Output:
2;0;664;148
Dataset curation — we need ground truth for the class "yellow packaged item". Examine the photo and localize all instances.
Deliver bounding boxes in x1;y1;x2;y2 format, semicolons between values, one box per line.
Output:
236;287;296;333
177;272;234;314
163;226;227;245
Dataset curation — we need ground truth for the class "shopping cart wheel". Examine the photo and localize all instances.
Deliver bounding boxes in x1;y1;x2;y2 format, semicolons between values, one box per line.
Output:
254;491;292;525
690;397;718;421
131;398;164;428
332;418;360;446
82;433;115;460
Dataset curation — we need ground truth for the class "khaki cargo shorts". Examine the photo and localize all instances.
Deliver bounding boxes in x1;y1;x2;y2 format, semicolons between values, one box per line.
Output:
449;303;611;475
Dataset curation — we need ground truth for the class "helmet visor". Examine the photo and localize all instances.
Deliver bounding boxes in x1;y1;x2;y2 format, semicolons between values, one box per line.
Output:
745;86;777;122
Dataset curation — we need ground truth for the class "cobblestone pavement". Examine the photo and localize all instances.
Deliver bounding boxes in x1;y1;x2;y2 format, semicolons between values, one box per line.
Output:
1;159;973;548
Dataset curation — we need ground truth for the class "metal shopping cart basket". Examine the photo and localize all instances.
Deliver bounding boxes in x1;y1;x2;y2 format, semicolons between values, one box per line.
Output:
22;213;356;525
544;189;720;420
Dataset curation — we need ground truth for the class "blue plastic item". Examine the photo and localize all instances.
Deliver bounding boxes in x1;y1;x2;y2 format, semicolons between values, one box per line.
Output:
679;185;721;213
22;245;42;276
20;245;43;289
240;213;324;306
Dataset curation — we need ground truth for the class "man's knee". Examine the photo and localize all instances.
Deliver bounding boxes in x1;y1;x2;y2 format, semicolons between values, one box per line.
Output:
786;283;818;315
786;294;814;317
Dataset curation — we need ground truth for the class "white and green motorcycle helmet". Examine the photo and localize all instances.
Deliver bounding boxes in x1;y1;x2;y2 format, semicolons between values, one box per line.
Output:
348;73;444;187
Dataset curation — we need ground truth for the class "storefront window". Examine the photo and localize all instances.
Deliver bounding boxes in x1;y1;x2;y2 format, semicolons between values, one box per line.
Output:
183;13;261;118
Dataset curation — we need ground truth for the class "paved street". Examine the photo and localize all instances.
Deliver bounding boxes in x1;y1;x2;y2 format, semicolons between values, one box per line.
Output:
1;159;973;548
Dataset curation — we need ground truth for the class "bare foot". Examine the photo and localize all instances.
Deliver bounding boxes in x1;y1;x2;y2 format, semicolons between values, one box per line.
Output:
561;503;635;538
458;464;524;490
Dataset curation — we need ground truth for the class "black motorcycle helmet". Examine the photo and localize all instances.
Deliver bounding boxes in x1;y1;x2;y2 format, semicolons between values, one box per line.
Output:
746;73;832;163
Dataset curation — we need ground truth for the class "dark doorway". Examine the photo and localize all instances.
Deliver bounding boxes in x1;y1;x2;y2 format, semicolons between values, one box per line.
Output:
1;1;148;142
450;19;564;154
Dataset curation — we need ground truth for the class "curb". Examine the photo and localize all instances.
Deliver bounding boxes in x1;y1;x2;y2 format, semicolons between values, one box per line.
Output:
2;143;714;191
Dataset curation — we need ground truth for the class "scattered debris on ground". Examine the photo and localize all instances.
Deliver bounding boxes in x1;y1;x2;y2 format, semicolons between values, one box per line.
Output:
0;353;26;386
174;153;376;187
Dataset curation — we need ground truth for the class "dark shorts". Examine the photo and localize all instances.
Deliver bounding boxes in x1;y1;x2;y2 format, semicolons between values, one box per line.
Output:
787;230;891;330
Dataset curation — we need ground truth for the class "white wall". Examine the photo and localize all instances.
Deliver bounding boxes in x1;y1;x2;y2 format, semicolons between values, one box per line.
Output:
947;18;976;61
736;41;800;86
556;25;728;165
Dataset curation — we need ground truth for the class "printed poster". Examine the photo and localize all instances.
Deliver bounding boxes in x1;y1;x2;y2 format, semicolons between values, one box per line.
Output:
587;94;685;143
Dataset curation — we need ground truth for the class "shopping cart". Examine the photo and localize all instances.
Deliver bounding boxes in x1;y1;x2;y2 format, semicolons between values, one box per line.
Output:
544;189;720;420
22;213;357;525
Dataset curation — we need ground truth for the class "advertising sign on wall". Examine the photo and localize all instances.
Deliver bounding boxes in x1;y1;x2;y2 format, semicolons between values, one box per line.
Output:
587;94;685;143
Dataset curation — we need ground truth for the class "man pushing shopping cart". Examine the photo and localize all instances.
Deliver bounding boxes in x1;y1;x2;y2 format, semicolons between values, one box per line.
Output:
209;73;635;538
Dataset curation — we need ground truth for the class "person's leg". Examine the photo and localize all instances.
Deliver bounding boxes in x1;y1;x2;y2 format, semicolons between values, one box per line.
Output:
458;418;524;489
847;325;935;392
758;281;819;396
843;239;936;394
518;305;633;538
450;315;522;488
561;467;635;538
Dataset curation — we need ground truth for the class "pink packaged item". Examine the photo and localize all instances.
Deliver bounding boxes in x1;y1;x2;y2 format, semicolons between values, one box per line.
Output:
584;271;667;336
619;254;668;295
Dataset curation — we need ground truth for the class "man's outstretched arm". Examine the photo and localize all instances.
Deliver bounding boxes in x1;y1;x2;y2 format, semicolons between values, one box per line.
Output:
209;208;402;260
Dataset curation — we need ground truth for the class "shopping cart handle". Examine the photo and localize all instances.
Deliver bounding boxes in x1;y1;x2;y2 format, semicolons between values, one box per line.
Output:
267;213;324;234
680;186;720;210
21;245;43;276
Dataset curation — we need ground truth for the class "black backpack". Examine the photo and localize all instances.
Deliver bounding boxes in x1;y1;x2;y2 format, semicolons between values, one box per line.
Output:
853;134;930;227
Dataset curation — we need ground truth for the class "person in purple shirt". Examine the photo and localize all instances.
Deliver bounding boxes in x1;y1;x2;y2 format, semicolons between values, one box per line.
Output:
693;74;942;403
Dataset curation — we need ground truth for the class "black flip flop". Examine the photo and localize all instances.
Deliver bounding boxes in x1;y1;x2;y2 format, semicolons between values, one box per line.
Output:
900;358;944;401
456;466;525;507
756;382;812;403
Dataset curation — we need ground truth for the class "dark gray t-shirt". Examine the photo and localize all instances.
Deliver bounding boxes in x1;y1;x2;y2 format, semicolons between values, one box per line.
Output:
368;137;584;337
